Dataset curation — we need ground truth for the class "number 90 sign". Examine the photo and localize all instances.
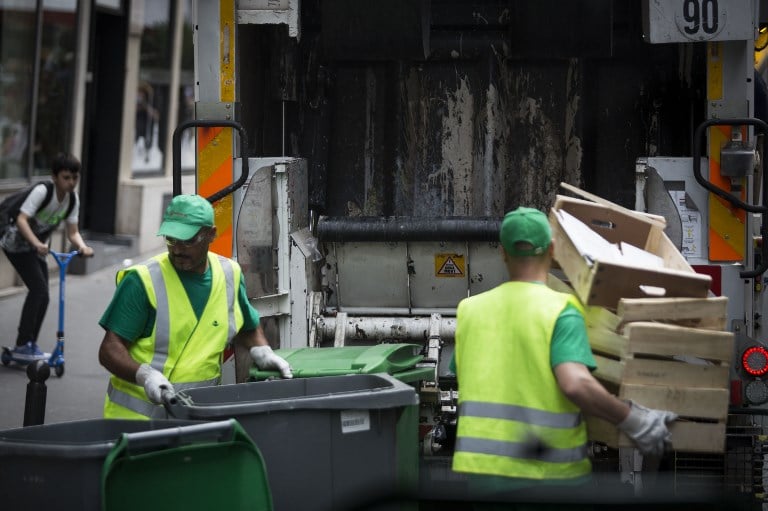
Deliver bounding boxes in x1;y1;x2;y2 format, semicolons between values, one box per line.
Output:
643;0;755;43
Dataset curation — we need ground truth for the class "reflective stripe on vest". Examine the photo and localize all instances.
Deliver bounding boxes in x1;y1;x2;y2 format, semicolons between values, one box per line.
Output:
107;378;218;418
456;400;587;463
459;401;582;429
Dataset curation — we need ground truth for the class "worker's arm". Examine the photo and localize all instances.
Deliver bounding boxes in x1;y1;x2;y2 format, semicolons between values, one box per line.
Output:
554;362;629;423
98;330;172;403
66;222;94;256
15;212;48;256
98;330;142;383
234;324;271;350
555;361;677;457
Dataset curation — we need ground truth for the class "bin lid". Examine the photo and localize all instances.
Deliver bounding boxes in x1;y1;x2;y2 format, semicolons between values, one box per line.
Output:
248;343;426;381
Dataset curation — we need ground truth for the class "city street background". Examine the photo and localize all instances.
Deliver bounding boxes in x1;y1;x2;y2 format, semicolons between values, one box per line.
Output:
0;252;156;431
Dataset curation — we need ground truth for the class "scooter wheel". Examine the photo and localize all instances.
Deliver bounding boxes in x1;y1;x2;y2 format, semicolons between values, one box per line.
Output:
1;349;10;366
54;363;64;377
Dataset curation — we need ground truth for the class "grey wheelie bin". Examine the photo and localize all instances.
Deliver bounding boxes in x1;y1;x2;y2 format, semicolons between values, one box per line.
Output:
0;418;197;510
163;372;419;511
0;418;271;511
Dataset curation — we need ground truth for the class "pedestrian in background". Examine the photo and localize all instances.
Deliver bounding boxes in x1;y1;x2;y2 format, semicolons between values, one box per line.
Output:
451;207;677;505
98;194;293;419
1;152;93;360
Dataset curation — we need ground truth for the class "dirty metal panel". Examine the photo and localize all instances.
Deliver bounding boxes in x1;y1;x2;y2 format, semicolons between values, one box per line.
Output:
508;0;613;58
333;242;409;309
468;241;507;296
409;242;469;309
235;164;275;298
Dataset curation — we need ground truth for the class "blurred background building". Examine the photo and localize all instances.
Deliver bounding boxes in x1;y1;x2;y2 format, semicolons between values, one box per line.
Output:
0;0;194;289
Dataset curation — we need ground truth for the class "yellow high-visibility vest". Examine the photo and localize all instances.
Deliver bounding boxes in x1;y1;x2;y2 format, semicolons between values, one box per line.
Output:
452;281;591;480
104;252;244;419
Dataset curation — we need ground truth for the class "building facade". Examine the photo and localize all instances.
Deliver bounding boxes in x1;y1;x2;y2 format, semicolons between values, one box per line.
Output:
0;0;194;290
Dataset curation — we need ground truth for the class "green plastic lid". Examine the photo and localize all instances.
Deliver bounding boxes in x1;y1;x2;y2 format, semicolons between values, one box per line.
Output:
249;343;427;381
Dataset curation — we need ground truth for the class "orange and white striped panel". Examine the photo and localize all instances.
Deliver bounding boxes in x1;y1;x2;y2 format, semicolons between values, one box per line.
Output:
196;0;236;257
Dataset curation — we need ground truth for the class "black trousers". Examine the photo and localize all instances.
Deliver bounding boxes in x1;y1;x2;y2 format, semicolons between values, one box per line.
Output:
3;249;49;346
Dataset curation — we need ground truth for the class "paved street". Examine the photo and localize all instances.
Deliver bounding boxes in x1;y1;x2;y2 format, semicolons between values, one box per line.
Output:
0;254;152;431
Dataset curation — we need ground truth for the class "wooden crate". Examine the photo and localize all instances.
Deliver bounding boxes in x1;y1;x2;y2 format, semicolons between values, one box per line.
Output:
550;193;712;309
584;296;733;453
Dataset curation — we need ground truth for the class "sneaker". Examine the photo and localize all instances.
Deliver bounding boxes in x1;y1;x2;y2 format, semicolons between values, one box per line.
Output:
12;342;50;362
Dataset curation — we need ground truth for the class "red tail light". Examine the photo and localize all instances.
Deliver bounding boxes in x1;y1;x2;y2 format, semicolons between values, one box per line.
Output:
742;346;768;376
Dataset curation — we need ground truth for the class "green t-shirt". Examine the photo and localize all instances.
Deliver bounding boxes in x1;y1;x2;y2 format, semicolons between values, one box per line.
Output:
449;303;596;373
99;266;260;342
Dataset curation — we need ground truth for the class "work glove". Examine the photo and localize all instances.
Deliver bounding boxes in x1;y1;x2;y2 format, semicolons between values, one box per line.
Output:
250;345;293;379
135;363;174;404
617;401;678;457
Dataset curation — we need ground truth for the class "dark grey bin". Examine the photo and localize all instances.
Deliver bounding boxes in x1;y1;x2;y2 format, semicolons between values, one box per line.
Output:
0;419;199;510
164;372;420;511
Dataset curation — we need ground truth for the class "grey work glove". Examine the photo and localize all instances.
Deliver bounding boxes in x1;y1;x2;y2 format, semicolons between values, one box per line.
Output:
617;401;678;457
135;363;174;404
250;345;293;379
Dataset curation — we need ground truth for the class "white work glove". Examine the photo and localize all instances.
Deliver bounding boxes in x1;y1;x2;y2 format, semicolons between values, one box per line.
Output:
135;363;174;404
617;401;678;457
250;345;293;379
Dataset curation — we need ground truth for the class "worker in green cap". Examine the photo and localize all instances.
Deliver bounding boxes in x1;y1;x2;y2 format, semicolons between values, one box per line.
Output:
451;206;677;503
98;194;292;419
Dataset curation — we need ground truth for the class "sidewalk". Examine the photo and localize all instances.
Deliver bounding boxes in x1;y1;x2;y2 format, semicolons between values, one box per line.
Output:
0;250;158;431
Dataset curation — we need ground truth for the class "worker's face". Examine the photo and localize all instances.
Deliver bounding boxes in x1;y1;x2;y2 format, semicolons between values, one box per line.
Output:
53;170;79;194
166;227;214;273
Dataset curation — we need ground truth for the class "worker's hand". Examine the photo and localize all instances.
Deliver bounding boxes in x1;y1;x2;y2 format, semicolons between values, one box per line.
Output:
250;345;293;379
135;363;174;404
618;401;678;457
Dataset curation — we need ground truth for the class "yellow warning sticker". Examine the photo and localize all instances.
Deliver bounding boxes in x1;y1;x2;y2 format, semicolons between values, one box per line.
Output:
435;253;465;278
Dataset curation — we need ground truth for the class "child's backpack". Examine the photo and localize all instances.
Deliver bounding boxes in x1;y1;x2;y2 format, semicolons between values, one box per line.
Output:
0;182;75;237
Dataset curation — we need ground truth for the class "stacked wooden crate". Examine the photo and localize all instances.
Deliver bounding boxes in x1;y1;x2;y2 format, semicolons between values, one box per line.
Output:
583;297;733;453
548;184;734;453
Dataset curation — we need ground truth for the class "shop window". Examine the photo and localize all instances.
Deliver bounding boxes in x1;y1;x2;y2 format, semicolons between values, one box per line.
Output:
0;0;77;181
34;0;78;175
0;4;37;180
133;0;171;175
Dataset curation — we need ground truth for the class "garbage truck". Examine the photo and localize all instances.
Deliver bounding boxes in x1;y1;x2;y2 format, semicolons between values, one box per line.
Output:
180;0;768;504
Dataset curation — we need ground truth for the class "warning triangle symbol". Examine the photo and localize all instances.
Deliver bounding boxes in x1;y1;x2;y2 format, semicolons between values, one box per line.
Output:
438;257;462;275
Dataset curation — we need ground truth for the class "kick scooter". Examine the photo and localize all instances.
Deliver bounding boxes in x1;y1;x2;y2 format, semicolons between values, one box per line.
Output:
1;250;80;377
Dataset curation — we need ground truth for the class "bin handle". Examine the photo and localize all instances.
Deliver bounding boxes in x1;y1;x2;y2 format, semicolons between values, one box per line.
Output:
118;419;238;455
161;388;193;419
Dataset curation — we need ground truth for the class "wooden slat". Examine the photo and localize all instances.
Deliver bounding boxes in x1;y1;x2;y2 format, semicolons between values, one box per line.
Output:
624;322;734;363
617;297;727;324
593;354;624;385
619;383;729;420
622;358;730;388
586;417;726;453
559;183;668;227
588;326;628;359
546;273;575;294
550;210;595;307
584;305;622;332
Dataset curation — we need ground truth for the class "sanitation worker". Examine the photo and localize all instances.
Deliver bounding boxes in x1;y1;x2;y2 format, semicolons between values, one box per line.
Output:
98;194;292;419
451;207;677;505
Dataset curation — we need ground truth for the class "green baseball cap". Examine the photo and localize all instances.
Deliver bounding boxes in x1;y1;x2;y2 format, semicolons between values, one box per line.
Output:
157;194;214;240
499;207;552;257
